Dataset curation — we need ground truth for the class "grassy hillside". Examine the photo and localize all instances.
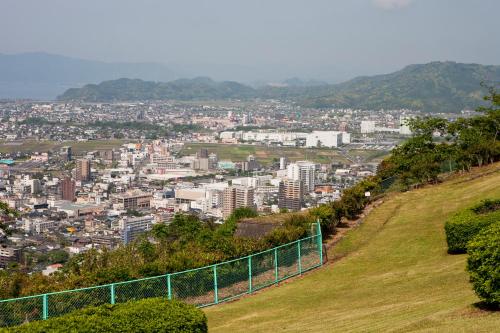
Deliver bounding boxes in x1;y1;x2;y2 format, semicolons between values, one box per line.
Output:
205;164;500;332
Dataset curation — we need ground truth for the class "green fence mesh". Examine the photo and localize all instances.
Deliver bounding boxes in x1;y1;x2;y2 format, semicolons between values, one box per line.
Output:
0;296;43;327
0;223;322;328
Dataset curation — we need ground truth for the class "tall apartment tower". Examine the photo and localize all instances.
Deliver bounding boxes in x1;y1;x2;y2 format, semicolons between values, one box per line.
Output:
60;146;72;162
278;179;304;211
287;161;316;193
61;177;76;201
279;157;288;170
197;148;209;158
76;159;91;182
223;186;254;218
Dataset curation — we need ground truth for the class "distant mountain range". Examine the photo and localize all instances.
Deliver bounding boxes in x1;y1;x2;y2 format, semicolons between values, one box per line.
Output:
58;61;500;112
0;53;177;99
1;52;499;112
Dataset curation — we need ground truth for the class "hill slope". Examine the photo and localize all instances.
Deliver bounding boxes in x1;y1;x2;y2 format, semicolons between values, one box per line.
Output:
58;62;500;112
204;164;500;332
299;61;500;112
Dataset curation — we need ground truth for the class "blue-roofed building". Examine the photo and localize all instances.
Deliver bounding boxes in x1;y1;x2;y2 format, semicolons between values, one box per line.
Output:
0;159;15;166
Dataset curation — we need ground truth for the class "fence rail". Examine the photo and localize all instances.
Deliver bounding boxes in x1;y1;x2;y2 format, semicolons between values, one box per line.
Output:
0;223;323;328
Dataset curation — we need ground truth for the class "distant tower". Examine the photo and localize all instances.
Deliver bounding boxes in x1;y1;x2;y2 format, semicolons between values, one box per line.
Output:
197;148;209;158
76;159;91;182
279;157;288;170
61;177;76;201
136;110;145;121
339;122;348;132
278;180;303;211
60;146;72;162
222;186;254;218
287;161;316;193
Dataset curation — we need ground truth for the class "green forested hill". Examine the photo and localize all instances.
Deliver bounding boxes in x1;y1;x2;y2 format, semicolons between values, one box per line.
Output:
58;77;256;102
58;62;500;112
299;61;500;112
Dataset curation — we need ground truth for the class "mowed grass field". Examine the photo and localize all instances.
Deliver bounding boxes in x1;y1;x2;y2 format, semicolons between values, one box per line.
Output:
0;140;127;155
205;164;500;332
180;143;388;165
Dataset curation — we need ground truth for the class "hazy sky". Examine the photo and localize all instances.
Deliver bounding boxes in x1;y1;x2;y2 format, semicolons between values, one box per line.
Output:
1;0;499;82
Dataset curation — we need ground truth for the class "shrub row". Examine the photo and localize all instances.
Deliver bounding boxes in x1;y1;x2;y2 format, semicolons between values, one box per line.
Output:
466;222;500;307
444;200;500;253
311;177;381;235
1;298;207;333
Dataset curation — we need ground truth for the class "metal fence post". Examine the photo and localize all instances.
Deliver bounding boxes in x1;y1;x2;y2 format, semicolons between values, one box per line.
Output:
298;240;302;274
213;265;219;304
317;221;323;265
42;294;48;320
110;284;116;305
274;248;279;283
248;255;253;293
167;274;172;300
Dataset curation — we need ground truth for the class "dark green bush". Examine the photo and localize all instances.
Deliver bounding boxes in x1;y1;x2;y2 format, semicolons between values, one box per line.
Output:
1;298;207;333
466;222;500;307
471;199;500;214
444;200;500;253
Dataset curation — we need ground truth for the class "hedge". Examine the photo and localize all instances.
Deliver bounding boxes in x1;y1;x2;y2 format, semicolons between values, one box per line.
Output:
444;200;500;254
1;298;207;333
466;222;500;307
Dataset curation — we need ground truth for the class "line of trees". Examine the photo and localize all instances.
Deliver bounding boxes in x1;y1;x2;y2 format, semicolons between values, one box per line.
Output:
0;208;312;299
379;86;499;187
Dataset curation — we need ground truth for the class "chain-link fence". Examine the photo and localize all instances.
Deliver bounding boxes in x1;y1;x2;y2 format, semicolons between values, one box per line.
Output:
0;223;322;328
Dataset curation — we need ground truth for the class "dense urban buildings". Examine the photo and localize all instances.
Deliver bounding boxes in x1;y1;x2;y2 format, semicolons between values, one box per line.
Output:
0;98;423;274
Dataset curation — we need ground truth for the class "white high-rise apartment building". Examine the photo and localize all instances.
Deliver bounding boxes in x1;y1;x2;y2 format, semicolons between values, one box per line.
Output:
287;161;316;193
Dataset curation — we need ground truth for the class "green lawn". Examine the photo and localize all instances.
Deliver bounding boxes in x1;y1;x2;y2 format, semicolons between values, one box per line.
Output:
180;143;385;165
205;164;500;332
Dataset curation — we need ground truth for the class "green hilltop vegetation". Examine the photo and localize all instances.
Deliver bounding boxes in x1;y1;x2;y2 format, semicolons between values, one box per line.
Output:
298;61;500;111
58;61;500;113
58;77;255;102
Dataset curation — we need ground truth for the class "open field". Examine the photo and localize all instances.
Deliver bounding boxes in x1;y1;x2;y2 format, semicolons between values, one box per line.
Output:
205;163;500;332
0;140;127;155
180;143;388;165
